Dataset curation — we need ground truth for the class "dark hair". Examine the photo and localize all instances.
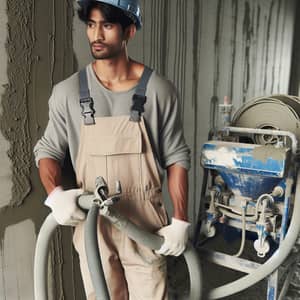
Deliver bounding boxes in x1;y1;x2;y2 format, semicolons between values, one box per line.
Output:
77;1;134;31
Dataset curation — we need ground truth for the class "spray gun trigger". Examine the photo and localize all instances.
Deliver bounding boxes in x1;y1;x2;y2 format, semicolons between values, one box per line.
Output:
93;176;122;209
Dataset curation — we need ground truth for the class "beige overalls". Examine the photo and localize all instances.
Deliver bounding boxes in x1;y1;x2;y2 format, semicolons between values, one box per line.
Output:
72;67;169;300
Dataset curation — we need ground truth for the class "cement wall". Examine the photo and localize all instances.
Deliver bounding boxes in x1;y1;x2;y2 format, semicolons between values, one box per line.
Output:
0;0;12;209
0;0;36;296
0;0;299;299
0;1;84;300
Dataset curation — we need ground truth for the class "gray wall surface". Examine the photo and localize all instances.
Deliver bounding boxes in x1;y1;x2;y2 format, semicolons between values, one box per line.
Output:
289;1;300;96
0;0;299;299
0;0;12;209
0;1;84;300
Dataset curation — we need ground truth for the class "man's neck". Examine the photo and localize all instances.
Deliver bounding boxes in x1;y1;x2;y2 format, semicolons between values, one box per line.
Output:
93;51;130;79
92;54;144;92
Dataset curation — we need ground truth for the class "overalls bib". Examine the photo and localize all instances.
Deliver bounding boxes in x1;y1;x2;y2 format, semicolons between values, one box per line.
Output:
73;66;168;300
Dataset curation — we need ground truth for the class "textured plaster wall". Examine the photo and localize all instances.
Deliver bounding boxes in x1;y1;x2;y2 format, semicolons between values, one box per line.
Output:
0;2;36;298
0;0;34;207
0;0;12;208
0;1;83;300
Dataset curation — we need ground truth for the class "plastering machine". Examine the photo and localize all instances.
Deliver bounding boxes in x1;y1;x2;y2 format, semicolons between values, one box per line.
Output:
194;95;300;299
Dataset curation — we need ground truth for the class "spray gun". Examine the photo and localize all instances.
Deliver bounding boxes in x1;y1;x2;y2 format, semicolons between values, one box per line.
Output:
92;177;122;216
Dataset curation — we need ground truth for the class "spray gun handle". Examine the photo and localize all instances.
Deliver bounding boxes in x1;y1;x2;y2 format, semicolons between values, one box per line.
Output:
77;177;123;211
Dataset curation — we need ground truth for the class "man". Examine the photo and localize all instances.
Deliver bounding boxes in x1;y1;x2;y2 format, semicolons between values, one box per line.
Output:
34;0;191;299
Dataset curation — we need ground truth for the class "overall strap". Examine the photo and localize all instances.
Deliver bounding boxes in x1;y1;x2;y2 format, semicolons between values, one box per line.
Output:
130;66;153;122
79;68;95;125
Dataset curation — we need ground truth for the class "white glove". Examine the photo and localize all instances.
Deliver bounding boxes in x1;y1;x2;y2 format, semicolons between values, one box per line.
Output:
155;218;190;256
45;186;86;226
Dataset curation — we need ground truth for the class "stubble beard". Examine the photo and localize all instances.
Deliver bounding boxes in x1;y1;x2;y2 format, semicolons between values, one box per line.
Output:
90;43;123;60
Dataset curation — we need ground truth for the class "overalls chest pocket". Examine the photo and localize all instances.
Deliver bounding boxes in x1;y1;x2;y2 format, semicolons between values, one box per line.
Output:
84;131;143;192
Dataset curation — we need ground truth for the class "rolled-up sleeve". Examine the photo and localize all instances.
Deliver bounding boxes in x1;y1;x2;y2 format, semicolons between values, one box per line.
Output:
33;85;68;167
160;91;191;170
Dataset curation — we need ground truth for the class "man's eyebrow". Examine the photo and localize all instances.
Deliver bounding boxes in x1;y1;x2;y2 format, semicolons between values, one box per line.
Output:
87;19;96;23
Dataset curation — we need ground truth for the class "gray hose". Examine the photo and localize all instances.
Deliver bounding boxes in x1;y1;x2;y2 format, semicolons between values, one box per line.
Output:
183;243;203;300
34;214;58;300
78;198;203;300
34;206;110;300
35;199;202;300
84;204;109;300
208;170;300;299
106;209;203;300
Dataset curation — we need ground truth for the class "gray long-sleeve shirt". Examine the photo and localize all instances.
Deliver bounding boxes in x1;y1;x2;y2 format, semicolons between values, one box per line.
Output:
34;64;190;181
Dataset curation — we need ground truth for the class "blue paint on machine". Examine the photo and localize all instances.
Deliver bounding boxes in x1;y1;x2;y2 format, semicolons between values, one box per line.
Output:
201;141;290;198
267;286;275;300
218;172;281;198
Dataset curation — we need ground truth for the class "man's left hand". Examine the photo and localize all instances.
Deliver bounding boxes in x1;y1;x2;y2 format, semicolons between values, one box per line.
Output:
155;218;190;256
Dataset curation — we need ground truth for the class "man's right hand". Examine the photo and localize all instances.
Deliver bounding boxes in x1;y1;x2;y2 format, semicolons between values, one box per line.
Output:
45;187;86;226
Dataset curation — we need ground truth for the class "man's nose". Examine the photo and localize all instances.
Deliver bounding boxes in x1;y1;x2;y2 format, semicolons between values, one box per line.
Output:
94;25;104;41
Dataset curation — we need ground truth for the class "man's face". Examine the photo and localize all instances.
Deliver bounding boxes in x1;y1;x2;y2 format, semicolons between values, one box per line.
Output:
86;8;126;60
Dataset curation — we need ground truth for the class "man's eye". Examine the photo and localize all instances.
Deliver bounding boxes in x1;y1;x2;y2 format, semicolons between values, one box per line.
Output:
87;22;95;28
104;23;113;29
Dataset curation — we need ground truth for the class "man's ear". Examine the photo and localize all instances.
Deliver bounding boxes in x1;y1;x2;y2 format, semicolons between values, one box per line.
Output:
124;24;137;42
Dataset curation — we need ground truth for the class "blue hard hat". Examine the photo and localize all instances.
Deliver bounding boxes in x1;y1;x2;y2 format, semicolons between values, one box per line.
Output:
77;0;142;30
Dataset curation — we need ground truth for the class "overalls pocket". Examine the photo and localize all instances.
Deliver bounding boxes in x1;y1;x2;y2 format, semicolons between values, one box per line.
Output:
85;132;142;190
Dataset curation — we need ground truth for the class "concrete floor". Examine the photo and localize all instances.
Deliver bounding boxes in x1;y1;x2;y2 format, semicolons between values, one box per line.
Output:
167;232;300;300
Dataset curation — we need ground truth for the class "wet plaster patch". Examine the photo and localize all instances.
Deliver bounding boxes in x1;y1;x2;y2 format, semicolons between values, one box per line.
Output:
0;0;35;207
0;219;35;300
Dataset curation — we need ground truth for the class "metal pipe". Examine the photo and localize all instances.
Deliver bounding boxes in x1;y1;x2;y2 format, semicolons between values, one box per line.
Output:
198;249;261;274
234;207;246;257
207;170;300;299
280;174;293;241
218;207;257;222
278;262;297;300
223;126;298;154
216;193;273;223
193;130;213;247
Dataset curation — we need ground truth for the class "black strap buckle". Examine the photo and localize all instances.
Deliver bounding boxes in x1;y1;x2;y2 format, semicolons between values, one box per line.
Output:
131;94;146;112
80;97;95;125
130;94;147;122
